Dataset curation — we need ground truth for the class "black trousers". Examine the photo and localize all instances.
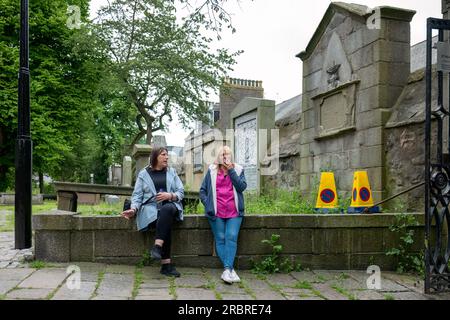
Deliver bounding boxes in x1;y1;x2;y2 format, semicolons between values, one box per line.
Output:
149;203;178;259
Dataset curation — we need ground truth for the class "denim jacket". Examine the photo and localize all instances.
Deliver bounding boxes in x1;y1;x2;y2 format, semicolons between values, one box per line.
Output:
131;167;184;231
199;164;247;220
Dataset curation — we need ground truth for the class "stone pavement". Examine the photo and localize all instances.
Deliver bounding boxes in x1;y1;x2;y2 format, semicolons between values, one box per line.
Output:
1;231;450;300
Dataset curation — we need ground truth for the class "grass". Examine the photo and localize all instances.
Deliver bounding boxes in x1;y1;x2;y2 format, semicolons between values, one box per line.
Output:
294;280;313;290
132;267;144;300
245;189;316;214
168;277;177;299
91;270;105;300
238;279;257;299
0;186;404;224
203;272;222;300
30;260;48;269
311;288;327;300
331;284;357;300
384;294;395;300
184;188;356;215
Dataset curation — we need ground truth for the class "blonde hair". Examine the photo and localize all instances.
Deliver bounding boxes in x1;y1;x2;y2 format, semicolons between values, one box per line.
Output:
214;145;233;165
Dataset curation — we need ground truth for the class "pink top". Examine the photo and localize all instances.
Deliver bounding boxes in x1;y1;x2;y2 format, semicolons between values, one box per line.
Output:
216;169;238;218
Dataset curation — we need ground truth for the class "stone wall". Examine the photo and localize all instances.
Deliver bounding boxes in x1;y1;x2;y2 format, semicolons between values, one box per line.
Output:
33;211;425;270
263;95;302;191
384;68;439;211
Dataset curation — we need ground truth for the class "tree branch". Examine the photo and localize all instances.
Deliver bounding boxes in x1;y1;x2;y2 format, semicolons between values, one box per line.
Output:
125;0;139;63
131;129;146;146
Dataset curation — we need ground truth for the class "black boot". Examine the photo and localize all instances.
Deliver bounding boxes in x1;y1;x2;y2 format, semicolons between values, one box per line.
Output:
160;263;181;277
150;244;162;260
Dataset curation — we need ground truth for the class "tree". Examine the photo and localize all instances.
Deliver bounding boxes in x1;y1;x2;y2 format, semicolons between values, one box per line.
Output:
93;0;240;145
0;0;117;189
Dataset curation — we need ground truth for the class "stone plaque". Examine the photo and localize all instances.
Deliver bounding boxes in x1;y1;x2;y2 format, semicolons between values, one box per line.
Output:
320;93;347;132
234;111;257;191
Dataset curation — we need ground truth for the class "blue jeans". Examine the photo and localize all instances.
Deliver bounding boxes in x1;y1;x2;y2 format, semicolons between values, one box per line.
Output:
208;217;243;270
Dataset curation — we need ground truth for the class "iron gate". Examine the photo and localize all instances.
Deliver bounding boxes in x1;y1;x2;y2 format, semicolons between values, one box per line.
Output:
425;17;450;293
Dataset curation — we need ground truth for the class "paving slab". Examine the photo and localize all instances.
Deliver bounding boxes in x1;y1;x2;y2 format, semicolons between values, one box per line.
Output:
95;273;134;298
311;283;349;300
51;281;97;300
174;274;208;287
140;278;171;289
104;265;136;274
349;289;386;300
18;269;67;289
221;293;254;300
290;271;322;283
136;288;172;299
0;280;19;295
389;291;434;300
214;281;247;295
0;268;35;281
348;271;411;292
175;288;217;300
6;288;53;300
264;274;297;287
382;272;424;294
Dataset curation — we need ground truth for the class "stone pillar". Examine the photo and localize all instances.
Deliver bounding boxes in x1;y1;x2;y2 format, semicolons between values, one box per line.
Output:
153;135;167;147
443;0;450;18
122;156;132;187
132;144;152;179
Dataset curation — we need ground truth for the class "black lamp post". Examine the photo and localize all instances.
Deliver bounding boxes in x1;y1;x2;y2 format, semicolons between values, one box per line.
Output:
15;0;32;249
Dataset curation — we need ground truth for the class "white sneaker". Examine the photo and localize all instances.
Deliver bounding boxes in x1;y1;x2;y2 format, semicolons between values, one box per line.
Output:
230;269;241;283
221;269;233;284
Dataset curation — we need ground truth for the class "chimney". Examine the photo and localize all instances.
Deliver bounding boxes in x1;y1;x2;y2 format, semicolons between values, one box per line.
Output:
217;77;264;133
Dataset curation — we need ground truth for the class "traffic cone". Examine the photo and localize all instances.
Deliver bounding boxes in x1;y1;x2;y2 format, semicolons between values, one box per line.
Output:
314;172;342;213
347;171;381;213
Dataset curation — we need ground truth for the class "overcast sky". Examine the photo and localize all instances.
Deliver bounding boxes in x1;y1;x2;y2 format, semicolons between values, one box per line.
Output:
89;0;442;146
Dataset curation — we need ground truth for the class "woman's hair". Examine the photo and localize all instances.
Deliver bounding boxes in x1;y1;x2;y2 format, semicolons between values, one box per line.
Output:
214;145;233;165
149;146;168;169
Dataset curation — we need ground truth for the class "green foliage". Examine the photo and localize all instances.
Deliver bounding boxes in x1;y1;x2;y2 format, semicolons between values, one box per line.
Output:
294;280;312;290
386;213;424;275
246;189;315;214
132;267;144;299
30;260;48;269
251;234;302;274
137;252;152;268
92;0;240;144
183;200;203;215
0;0;129;189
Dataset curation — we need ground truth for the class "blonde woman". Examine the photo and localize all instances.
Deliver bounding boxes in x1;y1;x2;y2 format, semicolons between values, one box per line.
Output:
199;146;247;284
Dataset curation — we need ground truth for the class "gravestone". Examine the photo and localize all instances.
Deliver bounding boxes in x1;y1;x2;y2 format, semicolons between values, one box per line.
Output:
230;97;275;194
122;156;132;187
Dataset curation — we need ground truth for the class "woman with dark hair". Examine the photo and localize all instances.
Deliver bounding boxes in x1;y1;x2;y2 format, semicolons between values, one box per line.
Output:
121;147;184;277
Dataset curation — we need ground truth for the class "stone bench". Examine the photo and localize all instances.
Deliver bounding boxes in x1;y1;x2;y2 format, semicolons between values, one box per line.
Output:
33;212;426;270
53;181;199;212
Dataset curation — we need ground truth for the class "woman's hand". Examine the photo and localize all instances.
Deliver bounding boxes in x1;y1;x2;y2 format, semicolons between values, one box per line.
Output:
222;160;234;170
156;192;173;202
121;208;136;220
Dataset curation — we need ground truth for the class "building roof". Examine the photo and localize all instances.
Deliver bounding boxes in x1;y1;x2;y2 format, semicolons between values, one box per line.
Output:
275;94;302;127
385;68;438;128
